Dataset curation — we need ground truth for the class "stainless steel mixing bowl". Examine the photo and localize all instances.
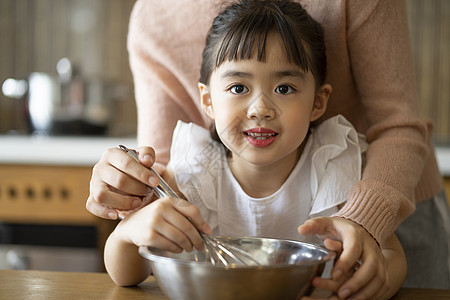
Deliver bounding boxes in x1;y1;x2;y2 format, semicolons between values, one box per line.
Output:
139;236;335;300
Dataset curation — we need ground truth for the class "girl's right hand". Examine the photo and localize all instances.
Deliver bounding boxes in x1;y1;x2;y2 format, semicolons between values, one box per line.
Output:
115;196;212;253
86;146;162;220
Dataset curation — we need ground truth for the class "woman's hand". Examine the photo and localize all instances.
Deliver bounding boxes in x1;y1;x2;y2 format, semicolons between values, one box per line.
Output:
115;196;212;253
298;217;389;300
86;146;163;219
300;239;354;300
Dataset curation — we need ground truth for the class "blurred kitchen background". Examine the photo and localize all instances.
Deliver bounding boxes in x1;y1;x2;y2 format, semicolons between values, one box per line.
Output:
0;0;137;273
0;0;136;137
0;0;449;273
0;0;449;141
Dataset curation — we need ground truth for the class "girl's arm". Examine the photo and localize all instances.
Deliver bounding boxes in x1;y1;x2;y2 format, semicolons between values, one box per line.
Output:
104;166;212;286
104;227;152;286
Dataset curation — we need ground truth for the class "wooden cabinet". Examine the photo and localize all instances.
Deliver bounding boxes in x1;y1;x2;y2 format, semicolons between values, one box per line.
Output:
0;164;117;267
0;164;96;224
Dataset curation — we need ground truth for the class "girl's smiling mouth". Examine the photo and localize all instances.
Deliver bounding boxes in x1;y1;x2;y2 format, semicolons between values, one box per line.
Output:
244;127;278;147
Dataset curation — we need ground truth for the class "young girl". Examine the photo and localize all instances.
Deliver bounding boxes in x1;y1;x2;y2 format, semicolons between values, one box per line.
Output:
104;1;406;298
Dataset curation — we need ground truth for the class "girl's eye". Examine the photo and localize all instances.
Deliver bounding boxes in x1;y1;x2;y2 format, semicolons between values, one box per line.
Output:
275;85;295;95
229;84;248;94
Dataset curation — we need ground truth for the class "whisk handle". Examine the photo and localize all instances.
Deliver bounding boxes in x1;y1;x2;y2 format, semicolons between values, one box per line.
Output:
149;168;179;199
118;145;179;199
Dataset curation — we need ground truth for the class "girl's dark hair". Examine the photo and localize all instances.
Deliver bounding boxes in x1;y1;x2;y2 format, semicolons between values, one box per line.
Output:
199;0;327;87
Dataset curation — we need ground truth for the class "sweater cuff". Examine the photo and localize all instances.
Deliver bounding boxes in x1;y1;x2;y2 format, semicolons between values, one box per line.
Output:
333;180;415;243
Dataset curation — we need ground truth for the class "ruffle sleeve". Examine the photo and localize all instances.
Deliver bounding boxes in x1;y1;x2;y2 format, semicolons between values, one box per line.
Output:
168;121;226;229
309;115;368;215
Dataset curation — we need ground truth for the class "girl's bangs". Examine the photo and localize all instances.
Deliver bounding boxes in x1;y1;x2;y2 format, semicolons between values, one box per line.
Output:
214;11;310;72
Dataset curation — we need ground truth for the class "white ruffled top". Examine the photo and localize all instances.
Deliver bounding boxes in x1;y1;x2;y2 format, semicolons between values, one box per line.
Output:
168;115;367;241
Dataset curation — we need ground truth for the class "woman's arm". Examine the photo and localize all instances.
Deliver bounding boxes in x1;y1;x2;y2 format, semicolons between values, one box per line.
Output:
334;0;426;243
128;0;212;165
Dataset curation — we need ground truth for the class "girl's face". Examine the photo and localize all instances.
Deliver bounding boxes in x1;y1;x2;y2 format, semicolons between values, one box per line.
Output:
199;33;330;170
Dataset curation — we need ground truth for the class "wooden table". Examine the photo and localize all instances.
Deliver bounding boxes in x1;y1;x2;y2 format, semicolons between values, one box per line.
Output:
0;269;448;300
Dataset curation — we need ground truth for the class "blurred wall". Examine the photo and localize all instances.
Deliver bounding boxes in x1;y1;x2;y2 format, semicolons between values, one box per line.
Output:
407;0;450;144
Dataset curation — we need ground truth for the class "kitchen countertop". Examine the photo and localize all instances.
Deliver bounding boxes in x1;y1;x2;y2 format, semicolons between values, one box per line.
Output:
1;269;448;299
0;135;449;176
0;135;137;166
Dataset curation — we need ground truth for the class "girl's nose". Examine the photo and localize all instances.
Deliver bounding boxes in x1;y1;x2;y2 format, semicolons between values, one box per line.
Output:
246;94;276;121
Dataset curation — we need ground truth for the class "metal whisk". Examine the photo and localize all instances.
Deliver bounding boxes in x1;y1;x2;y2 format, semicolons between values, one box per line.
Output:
119;145;259;266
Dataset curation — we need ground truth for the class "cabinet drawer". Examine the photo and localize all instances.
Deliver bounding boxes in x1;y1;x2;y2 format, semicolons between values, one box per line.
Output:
0;164;96;225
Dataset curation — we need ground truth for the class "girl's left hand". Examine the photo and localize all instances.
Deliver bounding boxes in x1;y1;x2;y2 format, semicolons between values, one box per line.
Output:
298;217;389;300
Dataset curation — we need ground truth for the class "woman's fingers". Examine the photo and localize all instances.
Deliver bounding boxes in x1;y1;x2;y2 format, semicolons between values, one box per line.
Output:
88;168;142;210
298;218;324;236
338;250;387;299
332;222;385;299
323;238;343;253
300;292;340;300
86;194;120;219
332;228;362;280
87;146;162;217
95;164;147;197
102;147;159;189
298;217;359;279
310;266;353;293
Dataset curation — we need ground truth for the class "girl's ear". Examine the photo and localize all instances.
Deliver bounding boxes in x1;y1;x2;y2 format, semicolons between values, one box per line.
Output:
199;83;215;119
310;83;331;122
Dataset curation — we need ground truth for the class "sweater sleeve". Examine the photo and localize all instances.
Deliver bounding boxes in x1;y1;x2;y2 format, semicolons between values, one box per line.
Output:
333;0;428;243
127;0;211;165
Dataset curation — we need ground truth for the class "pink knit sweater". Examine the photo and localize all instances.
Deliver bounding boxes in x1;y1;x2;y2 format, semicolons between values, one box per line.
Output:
127;0;443;243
